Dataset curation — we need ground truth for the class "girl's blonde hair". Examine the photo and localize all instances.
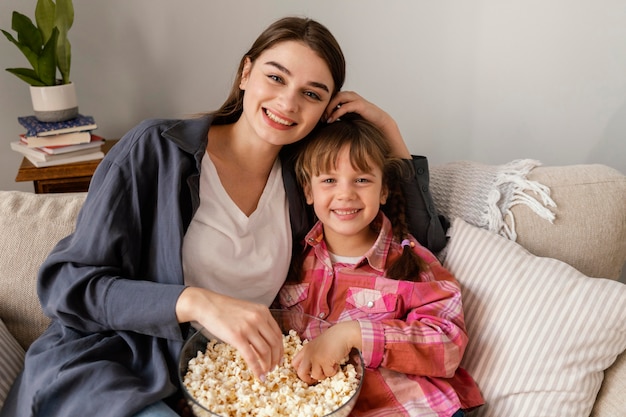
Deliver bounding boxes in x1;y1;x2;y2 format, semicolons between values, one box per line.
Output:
288;114;427;282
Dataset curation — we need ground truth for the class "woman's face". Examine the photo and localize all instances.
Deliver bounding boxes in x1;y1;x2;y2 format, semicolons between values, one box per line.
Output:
239;41;334;147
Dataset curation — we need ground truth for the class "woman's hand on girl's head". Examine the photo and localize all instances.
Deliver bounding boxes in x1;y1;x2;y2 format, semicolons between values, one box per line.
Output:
291;321;362;384
176;287;284;380
324;91;411;159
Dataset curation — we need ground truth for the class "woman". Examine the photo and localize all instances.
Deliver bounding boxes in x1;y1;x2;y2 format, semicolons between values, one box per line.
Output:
1;17;446;417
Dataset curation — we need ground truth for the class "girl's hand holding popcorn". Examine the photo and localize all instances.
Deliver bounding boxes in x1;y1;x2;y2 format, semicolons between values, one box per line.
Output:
292;321;363;385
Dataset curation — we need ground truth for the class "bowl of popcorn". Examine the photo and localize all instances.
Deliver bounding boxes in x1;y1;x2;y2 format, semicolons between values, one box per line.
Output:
178;309;364;417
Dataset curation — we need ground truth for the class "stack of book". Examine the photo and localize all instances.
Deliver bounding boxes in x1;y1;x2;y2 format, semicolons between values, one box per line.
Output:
10;114;105;168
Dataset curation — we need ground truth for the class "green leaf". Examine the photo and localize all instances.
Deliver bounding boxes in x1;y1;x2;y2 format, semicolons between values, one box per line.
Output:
5;68;45;86
55;0;74;83
11;11;43;55
57;38;71;84
55;0;74;34
38;27;58;85
1;29;40;74
35;0;56;44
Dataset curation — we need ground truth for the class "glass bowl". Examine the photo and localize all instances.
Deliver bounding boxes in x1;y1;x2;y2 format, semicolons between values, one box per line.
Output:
178;309;364;417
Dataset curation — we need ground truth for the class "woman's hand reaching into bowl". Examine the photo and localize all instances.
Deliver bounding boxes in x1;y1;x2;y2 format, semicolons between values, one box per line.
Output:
176;287;284;379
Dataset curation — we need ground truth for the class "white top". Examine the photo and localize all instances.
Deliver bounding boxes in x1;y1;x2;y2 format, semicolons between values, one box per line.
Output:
182;152;291;306
329;252;361;265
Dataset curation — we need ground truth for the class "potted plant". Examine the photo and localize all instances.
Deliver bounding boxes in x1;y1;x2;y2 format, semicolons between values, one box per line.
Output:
2;0;77;122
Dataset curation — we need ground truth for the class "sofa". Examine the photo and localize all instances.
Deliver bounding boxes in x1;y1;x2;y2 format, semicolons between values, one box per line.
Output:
0;159;624;416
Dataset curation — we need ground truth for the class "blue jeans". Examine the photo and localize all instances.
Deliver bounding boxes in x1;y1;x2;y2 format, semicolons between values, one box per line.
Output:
132;401;180;417
452;410;465;417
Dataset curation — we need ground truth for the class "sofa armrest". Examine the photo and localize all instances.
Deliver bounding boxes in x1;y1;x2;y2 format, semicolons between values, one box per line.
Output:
0;191;86;349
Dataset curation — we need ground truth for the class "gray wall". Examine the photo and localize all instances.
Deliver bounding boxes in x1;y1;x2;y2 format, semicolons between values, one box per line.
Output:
2;0;625;185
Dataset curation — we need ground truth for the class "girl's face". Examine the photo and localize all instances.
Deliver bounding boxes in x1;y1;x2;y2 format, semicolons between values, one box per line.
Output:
304;145;388;255
239;41;334;147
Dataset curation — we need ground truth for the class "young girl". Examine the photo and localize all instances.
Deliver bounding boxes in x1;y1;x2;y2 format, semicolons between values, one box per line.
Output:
279;114;484;416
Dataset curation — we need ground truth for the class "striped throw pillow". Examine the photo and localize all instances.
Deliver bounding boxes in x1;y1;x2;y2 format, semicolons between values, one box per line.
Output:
444;218;626;416
0;319;24;410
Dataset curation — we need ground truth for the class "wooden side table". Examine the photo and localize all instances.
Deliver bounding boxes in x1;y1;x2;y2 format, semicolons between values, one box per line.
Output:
15;139;118;194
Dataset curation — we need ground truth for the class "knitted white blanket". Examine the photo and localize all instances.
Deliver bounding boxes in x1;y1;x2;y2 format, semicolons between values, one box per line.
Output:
430;159;556;242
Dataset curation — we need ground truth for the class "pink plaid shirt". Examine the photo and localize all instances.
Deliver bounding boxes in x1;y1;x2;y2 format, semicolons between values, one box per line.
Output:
278;212;484;416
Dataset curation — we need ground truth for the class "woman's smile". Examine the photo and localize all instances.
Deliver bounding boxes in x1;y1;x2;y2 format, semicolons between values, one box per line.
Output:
264;108;296;127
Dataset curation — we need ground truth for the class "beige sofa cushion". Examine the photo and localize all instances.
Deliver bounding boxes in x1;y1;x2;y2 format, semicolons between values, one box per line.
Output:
511;164;626;280
0;191;86;349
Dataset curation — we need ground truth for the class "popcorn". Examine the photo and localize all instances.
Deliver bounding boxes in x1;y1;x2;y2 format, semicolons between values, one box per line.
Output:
183;330;360;417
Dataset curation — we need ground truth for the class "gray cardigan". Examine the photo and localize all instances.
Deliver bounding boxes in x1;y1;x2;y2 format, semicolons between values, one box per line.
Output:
1;115;445;417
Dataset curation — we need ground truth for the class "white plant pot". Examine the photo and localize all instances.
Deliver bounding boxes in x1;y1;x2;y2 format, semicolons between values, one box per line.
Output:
30;82;79;123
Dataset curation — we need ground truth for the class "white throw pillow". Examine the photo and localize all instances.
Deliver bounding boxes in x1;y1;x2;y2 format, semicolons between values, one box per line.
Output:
0;319;25;410
444;218;626;417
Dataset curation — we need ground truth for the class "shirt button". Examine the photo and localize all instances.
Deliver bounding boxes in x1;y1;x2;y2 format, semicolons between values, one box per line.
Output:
318;312;325;319
366;301;374;308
